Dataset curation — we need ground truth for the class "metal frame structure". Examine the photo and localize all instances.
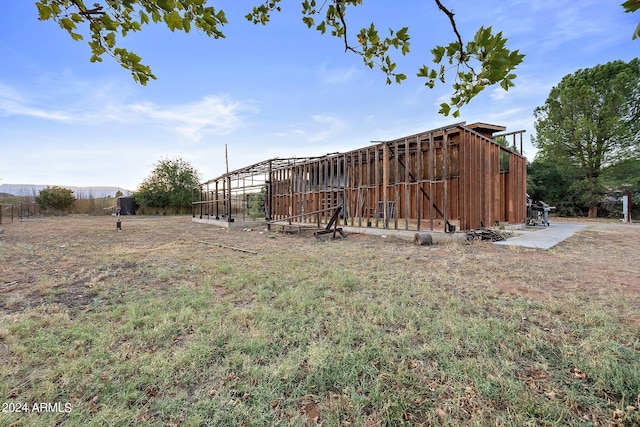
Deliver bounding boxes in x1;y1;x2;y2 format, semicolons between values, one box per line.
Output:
193;122;527;232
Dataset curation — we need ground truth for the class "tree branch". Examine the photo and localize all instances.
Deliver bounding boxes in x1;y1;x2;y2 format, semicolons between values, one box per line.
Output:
70;0;105;18
335;1;356;54
433;0;464;59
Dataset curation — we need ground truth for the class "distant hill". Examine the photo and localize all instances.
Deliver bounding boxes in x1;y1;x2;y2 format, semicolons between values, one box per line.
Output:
0;184;132;198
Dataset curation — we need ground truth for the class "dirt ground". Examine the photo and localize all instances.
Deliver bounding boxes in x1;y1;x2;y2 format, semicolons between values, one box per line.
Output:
1;215;639;323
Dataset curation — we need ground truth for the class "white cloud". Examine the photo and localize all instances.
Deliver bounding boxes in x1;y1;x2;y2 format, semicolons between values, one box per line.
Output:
127;96;256;140
0;82;256;141
319;65;361;84
0;84;77;122
278;113;350;145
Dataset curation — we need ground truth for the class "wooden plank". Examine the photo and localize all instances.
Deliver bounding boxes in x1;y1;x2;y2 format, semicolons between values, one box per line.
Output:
383;144;390;229
461;130;468;230
394;139;399;230
404;138;410;230
364;148;375;227
443;132;448;232
356;151;362;227
428;133;434;231
199;240;258;255
482;133;489;227
374;146;380;228
416;136;422;231
342;157;347;226
494;145;500;224
472;134;480;229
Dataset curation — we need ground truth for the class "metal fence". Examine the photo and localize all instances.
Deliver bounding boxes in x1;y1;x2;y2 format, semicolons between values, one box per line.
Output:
0;203;41;224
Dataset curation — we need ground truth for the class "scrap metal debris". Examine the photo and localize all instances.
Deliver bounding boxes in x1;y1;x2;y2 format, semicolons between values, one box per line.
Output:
465;228;506;242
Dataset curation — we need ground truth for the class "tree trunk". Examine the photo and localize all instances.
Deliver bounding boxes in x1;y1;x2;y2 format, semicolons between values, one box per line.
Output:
588;205;598;218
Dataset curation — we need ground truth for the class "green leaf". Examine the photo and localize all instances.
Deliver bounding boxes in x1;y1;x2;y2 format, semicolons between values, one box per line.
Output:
157;0;174;13
36;3;52;20
438;103;451;116
417;65;430;78
302;16;314;28
165;11;184;31
105;32;116;48
100;14;118;31
60;17;76;31
140;11;150;25
622;0;640;13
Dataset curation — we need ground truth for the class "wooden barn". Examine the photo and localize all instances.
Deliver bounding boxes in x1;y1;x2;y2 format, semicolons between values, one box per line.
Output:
192;122;527;233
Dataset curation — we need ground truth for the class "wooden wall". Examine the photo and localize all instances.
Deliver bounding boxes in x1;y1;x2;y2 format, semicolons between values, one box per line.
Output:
196;124;527;231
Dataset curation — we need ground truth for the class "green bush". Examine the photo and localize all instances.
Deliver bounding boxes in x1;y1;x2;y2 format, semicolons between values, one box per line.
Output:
35;186;76;213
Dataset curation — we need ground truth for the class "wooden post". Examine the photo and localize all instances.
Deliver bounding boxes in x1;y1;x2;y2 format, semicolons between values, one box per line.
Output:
428;133;434;232
383;143;390;229
343;157;348;226
394;139;399;230
416;136;422;231
227;175;232;222
375;146;380;228
443;131;448;233
267;160;273;222
404;138;410;230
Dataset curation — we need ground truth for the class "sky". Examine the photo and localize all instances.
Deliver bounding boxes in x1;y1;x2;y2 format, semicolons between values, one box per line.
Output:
0;1;638;192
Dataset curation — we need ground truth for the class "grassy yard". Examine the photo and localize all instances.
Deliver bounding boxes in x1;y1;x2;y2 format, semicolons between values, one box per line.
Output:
1;216;639;426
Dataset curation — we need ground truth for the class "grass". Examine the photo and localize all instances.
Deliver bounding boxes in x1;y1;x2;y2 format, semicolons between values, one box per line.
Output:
1;216;639;426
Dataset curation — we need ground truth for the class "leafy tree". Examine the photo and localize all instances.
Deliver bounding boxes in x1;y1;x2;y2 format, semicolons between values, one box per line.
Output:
35;0;529;116
533;59;640;217
527;155;586;216
135;157;200;214
600;158;640;207
35;186;76;211
246;187;266;220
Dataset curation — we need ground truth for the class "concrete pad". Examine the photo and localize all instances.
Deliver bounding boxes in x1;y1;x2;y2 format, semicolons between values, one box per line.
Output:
493;223;588;250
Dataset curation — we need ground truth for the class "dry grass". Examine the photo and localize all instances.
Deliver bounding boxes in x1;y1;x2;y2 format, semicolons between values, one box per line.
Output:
1;215;639;426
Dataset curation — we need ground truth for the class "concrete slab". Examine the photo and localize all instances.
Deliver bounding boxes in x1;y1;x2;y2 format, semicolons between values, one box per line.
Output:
494;223;588;250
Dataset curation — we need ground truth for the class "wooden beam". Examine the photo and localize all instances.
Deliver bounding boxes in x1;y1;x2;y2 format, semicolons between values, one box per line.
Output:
383;144;390;229
404;138;410;230
443;131;448;232
375;146;380;228
198;241;258;255
429;132;434;231
394;139;399;230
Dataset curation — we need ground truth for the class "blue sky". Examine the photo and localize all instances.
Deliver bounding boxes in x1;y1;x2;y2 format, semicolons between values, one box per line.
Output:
1;1;638;192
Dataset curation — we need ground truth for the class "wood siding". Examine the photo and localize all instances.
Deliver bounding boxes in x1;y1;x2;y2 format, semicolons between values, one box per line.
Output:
194;123;527;231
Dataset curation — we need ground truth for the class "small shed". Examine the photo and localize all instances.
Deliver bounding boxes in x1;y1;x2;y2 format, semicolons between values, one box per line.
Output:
116;196;136;215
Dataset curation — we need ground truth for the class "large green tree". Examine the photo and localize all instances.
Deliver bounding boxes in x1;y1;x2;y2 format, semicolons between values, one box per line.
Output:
135;157;200;213
34;0;530;117
533;59;640;217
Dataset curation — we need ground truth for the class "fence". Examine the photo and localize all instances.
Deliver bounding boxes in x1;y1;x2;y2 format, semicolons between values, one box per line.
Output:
0;203;41;224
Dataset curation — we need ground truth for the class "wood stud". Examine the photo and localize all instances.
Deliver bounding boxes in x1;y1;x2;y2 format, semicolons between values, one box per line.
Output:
194;124;527;231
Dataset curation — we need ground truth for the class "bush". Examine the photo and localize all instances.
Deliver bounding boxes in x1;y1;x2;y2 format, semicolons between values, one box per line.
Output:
35;186;76;213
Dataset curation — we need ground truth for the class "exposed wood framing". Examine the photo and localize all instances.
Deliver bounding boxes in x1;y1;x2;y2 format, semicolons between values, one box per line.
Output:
193;122;527;231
